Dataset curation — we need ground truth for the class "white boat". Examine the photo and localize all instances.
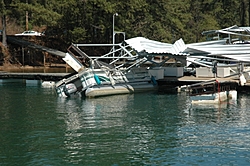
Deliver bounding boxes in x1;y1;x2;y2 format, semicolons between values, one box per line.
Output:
188;80;237;104
190;91;228;104
85;81;157;97
55;49;158;98
55;66;157;97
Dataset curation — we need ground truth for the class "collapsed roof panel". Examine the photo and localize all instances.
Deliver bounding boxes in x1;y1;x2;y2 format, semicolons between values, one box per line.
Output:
124;32;250;65
124;37;187;56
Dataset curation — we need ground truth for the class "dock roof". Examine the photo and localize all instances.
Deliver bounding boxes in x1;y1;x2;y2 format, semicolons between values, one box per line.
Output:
125;25;250;65
124;37;187;55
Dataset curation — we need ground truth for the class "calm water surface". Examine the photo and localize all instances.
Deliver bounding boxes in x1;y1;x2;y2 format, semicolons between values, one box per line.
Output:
0;81;250;165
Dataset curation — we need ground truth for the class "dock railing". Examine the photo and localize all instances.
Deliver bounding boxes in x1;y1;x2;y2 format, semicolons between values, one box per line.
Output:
188;80;232;96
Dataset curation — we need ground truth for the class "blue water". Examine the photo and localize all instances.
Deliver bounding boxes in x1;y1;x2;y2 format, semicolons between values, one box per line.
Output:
0;81;250;165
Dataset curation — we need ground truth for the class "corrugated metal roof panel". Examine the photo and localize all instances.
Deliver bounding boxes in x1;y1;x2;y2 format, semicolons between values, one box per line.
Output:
185;44;250;56
124;35;250;63
170;38;186;55
220;54;250;62
202;25;250;35
124;37;187;55
125;37;172;53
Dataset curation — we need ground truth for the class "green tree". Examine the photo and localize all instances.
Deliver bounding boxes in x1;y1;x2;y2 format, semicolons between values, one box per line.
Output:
10;0;62;29
2;0;250;46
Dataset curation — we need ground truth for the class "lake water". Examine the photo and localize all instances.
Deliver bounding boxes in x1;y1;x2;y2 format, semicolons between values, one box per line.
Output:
0;81;250;165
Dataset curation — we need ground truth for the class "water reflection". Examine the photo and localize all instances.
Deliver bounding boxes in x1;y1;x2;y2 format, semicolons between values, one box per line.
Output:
186;96;249;125
54;92;250;165
56;94;137;164
56;94;134;130
4;82;250;165
175;93;250;165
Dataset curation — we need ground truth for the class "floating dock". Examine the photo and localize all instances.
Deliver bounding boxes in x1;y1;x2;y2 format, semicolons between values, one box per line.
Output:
1;71;250;94
0;72;70;81
157;75;243;93
0;71;243;90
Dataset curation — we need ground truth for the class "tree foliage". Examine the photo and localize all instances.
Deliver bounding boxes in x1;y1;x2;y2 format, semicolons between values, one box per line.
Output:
2;0;250;44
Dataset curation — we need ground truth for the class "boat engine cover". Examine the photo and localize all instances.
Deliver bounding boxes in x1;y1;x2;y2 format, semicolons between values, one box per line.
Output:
64;83;77;96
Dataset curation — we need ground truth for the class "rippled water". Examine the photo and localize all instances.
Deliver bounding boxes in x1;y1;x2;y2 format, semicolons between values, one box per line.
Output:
0;81;250;165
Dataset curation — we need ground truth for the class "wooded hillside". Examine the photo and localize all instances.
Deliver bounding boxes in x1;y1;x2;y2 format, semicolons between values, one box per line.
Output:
0;0;250;43
1;0;250;45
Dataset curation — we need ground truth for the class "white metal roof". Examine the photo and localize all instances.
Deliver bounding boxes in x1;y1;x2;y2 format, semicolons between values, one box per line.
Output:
124;25;250;65
202;25;250;35
184;44;250;64
124;37;186;55
185;43;250;56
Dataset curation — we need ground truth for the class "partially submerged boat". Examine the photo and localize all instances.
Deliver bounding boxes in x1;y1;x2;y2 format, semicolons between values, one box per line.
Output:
55;45;159;98
188;80;237;104
55;25;250;98
55;63;157;97
55;35;189;98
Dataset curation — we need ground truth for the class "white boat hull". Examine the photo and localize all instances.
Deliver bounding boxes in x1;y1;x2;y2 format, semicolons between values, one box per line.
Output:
85;82;157;97
191;91;228;104
55;67;158;98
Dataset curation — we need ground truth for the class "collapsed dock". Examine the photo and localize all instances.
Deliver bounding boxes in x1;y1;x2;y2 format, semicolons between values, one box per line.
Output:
2;25;250;95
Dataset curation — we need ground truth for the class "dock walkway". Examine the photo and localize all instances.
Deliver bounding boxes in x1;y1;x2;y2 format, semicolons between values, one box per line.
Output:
7;36;66;58
1;70;246;94
0;71;241;83
0;72;70;81
158;76;239;85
